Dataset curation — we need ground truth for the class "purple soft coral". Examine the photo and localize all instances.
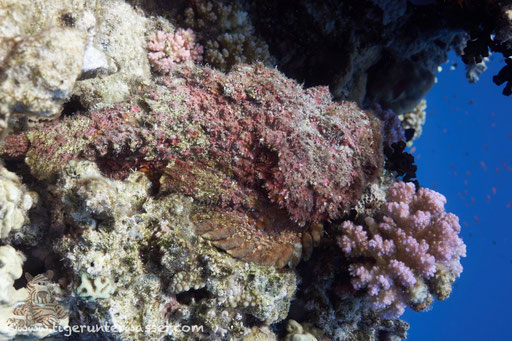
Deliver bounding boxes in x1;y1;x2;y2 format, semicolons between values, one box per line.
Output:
370;105;406;146
339;181;466;318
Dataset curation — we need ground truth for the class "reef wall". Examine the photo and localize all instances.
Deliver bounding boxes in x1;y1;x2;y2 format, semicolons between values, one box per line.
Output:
1;0;509;340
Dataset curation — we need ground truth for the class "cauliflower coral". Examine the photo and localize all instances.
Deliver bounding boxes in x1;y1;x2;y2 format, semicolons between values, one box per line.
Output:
338;181;466;318
147;28;204;74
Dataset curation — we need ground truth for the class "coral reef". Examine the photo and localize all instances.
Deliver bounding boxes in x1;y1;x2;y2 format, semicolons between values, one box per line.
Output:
51;160;296;340
453;0;512;94
354;170;396;218
71;0;152;108
75;273;115;300
338;181;466;318
370;0;408;25
0;0;497;339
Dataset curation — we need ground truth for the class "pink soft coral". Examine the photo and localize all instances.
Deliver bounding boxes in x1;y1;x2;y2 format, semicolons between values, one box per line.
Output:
147;28;204;74
338;181;466;318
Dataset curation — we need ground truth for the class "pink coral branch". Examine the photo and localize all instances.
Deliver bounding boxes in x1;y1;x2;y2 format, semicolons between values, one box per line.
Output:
338;181;466;318
147;28;204;74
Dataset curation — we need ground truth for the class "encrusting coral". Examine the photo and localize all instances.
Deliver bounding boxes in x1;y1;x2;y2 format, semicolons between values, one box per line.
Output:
1;63;383;268
72;0;152;108
0;245;26;339
0;0;155;120
52;160;296;340
242;326;277;340
0;245;25;306
338;181;466;318
0;27;86;136
75;273;114;300
284;319;321;341
0;165;36;240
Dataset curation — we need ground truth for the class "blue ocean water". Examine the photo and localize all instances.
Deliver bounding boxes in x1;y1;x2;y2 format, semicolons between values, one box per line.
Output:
403;53;512;340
